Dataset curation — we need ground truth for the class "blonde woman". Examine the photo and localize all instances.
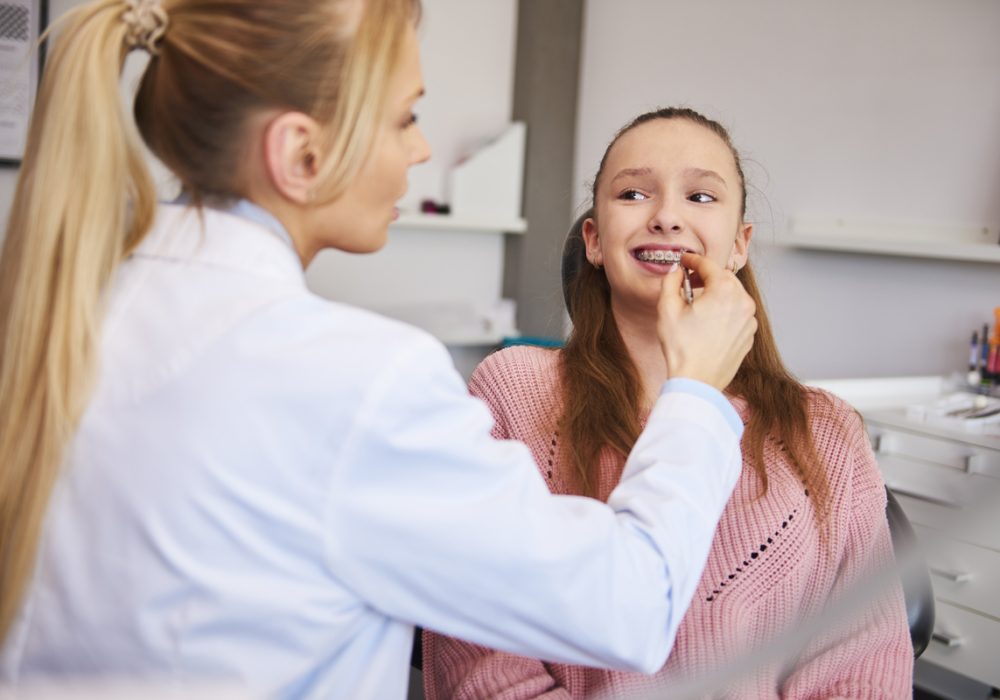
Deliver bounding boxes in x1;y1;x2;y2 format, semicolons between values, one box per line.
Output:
423;108;912;698
0;2;760;698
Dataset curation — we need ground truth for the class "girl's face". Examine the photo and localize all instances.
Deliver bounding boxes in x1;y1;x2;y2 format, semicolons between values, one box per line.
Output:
583;118;752;314
309;23;431;256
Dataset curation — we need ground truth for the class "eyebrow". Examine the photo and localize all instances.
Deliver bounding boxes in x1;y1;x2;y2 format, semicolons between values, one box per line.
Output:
408;87;426;102
609;167;654;184
684;167;728;188
609;166;728;188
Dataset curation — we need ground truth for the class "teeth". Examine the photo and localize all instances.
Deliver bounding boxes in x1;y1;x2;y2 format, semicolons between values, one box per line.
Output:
636;249;682;264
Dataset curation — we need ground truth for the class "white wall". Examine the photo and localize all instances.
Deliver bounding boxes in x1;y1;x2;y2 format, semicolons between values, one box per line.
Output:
304;0;519;379
305;0;518;309
577;0;1000;379
2;0;517;220
0;0;518;377
404;0;518;212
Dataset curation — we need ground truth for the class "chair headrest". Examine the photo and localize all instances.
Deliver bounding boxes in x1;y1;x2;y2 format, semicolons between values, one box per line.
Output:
561;207;594;320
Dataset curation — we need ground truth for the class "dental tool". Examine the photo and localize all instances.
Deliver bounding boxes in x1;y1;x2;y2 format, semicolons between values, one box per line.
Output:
682;267;693;305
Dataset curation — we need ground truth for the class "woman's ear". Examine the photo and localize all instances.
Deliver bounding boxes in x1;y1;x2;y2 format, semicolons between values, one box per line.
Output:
731;221;754;269
261;112;323;204
582;217;603;267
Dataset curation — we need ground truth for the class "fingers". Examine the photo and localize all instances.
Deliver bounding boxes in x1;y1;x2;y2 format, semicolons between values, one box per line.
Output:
655;252;758;389
680;252;725;289
657;263;686;314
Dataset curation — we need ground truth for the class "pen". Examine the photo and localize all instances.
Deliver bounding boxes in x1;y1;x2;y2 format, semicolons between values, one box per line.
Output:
965;405;1000;420
981;324;990;375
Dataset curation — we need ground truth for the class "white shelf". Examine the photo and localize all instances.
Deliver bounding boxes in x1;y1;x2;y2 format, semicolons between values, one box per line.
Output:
393;212;526;234
781;233;1000;263
781;218;1000;263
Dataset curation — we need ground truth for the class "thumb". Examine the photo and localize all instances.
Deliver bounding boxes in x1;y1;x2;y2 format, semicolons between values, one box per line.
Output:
658;263;686;315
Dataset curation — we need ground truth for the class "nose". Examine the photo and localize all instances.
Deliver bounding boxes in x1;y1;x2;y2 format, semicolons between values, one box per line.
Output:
410;126;432;165
648;194;683;234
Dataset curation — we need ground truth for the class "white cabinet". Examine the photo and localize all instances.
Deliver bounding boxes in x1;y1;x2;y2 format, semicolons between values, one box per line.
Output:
864;407;1000;689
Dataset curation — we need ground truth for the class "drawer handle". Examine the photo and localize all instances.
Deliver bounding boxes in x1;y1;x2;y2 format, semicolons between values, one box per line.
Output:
964;454;978;473
931;631;964;648
930;567;972;583
963;454;996;475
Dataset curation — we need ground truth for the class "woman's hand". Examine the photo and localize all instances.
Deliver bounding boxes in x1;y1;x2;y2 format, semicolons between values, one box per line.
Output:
657;253;757;390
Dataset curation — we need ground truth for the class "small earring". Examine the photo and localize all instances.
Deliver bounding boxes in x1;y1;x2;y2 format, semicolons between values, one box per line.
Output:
729;260;739;273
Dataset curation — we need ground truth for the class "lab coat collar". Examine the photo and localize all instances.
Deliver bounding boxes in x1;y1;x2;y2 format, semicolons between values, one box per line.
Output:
134;201;306;287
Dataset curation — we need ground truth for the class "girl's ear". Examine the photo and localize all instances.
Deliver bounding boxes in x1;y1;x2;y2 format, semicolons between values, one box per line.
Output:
731;222;754;269
582;216;603;267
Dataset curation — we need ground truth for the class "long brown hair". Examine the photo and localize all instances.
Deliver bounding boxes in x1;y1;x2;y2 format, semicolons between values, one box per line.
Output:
559;107;831;521
0;0;420;641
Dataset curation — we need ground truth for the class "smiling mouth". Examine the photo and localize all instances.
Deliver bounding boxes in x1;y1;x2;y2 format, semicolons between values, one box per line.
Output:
633;248;689;265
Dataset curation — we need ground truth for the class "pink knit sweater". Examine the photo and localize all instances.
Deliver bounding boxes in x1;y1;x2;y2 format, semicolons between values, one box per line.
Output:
423;346;912;699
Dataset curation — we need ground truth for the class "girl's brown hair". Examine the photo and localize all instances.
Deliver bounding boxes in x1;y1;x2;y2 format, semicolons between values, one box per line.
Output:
559;107;831;520
0;0;420;641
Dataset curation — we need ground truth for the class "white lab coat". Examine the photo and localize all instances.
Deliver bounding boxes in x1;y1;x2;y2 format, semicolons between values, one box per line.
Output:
0;203;743;699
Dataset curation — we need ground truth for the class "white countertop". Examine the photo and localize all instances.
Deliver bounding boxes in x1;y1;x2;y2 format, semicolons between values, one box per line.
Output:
805;375;948;412
806;375;1000;449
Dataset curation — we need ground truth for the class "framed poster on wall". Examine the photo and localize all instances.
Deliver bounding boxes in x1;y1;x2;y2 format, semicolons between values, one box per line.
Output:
0;0;47;165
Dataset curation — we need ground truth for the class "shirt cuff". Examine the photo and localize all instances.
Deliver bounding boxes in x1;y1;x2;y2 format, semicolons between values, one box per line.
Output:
661;378;744;438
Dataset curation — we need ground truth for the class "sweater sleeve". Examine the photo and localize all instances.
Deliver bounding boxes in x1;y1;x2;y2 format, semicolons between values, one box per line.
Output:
781;411;913;699
467;351;515;441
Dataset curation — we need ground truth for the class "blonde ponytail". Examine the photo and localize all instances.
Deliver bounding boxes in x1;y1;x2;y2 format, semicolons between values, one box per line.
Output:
0;0;422;644
0;0;157;640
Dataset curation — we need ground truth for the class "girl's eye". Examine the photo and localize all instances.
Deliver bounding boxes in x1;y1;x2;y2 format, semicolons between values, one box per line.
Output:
690;192;716;203
403;112;418;128
618;189;647;201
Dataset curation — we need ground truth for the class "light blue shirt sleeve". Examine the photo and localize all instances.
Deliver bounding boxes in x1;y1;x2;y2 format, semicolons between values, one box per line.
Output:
663;378;744;437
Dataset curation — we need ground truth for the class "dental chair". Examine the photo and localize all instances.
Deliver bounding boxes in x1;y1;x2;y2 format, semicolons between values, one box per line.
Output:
560;207;935;658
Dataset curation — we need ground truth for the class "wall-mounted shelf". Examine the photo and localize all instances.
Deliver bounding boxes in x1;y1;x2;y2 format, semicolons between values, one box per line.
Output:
781;233;1000;263
781;219;1000;263
394;212;527;234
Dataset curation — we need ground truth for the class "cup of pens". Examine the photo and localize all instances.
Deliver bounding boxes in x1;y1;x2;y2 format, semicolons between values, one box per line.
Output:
968;309;1000;388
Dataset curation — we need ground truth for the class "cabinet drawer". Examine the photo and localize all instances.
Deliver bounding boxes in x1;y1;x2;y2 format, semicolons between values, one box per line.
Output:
893;492;1000;555
912;523;1000;619
879;454;971;507
922;600;1000;688
874;428;970;471
870;425;1000;478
